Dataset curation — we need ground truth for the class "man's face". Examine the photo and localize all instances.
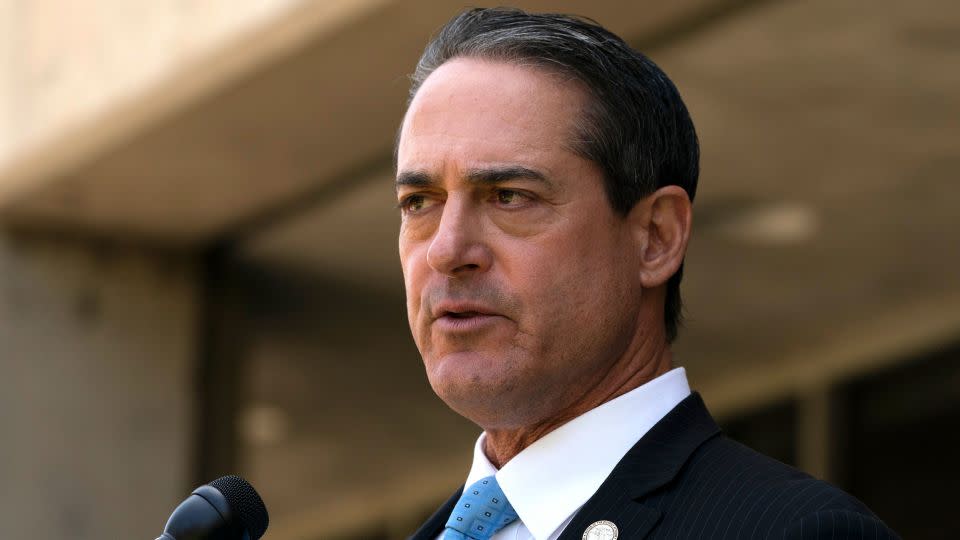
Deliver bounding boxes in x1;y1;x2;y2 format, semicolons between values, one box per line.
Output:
397;58;645;428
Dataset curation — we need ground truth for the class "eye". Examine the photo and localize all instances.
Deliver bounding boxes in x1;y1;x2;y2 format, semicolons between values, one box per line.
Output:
494;189;531;207
398;194;437;214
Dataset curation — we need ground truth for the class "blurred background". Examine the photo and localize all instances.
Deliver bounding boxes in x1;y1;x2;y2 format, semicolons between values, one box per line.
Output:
1;0;958;538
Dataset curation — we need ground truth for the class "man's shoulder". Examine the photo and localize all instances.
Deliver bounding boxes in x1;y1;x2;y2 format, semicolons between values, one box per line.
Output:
643;433;899;538
687;434;867;512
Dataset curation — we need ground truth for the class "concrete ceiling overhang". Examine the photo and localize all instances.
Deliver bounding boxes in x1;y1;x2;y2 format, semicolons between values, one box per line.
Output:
0;0;740;244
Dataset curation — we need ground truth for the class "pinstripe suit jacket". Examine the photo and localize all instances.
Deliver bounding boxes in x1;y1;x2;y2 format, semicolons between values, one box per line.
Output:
409;393;898;540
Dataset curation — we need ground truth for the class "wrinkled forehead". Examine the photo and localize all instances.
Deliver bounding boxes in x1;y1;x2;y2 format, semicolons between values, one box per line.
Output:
397;57;588;174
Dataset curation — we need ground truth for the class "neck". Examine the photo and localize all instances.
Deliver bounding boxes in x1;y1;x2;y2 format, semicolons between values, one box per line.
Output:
481;330;673;469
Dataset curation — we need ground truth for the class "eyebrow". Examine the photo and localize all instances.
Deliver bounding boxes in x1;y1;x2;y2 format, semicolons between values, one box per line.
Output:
395;165;552;192
395;170;433;191
465;165;550;186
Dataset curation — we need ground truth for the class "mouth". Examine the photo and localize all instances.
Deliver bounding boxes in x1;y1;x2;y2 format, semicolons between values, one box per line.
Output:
432;304;505;332
442;310;486;319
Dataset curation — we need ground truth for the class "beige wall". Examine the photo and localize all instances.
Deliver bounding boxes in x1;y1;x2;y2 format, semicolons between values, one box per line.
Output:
0;232;197;539
0;0;306;170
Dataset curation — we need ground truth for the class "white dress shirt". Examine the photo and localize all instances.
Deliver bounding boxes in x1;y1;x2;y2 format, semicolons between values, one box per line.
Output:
436;367;691;540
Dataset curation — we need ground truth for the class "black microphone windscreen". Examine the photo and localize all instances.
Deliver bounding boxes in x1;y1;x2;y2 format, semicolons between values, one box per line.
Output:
209;475;269;540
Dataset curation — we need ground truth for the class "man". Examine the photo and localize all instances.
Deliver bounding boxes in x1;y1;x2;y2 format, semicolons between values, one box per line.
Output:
395;8;897;540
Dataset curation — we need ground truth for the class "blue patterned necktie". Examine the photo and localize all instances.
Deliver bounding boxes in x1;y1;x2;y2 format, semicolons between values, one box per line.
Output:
443;475;519;540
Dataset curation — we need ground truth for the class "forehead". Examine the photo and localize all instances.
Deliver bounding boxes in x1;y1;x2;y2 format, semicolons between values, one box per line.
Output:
397;57;586;174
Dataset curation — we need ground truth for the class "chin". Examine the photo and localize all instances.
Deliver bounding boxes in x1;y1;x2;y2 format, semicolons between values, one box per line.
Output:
425;351;552;429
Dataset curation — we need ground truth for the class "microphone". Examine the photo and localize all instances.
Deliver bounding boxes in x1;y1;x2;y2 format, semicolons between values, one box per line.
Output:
156;475;269;540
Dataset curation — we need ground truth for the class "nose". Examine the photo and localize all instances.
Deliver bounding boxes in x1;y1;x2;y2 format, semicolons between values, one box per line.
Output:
426;197;492;276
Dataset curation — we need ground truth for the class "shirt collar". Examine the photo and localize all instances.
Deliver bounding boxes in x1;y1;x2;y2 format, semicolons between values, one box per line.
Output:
463;367;691;540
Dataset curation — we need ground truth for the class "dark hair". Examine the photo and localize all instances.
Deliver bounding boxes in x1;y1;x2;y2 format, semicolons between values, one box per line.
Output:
403;7;699;342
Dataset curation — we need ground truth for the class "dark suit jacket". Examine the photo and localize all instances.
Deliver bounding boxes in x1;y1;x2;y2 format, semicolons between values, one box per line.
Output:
410;393;898;539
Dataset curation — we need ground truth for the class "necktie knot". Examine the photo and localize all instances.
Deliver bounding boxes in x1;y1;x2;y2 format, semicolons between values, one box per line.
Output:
443;476;518;540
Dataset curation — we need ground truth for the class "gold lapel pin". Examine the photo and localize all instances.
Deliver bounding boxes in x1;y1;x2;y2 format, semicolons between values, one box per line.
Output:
582;520;619;540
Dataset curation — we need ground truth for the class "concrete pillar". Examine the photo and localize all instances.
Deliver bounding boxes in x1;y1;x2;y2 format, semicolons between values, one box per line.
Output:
0;231;197;539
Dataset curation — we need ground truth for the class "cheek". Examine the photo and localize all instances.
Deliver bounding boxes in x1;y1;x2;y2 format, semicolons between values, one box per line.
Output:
508;226;629;331
500;242;582;335
399;244;428;330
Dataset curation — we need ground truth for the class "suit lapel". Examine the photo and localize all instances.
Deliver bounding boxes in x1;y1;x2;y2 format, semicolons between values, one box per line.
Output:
556;477;661;540
408;486;463;540
557;393;721;540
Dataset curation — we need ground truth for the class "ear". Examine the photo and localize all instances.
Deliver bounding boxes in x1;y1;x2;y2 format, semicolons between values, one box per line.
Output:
626;185;692;288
